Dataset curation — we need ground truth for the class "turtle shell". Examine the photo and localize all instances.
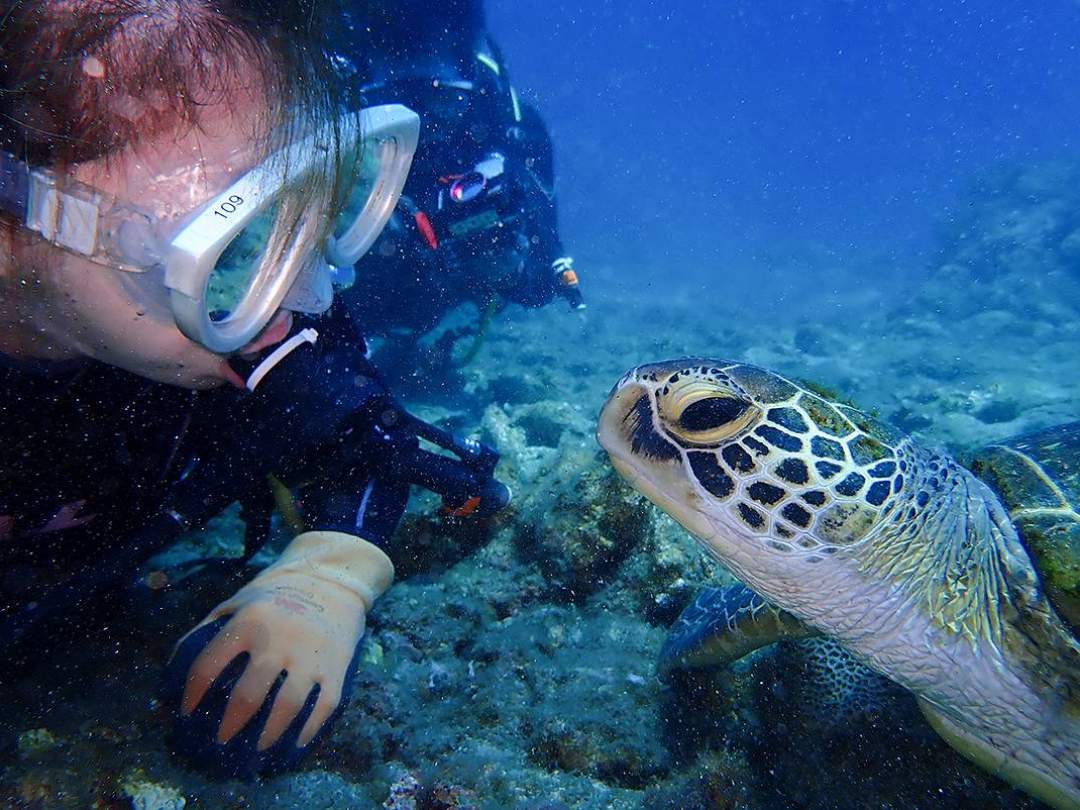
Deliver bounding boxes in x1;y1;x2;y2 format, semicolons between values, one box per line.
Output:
968;421;1080;637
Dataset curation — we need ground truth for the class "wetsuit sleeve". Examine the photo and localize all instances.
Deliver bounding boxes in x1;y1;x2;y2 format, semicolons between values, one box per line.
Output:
161;306;409;553
507;216;566;309
294;464;410;550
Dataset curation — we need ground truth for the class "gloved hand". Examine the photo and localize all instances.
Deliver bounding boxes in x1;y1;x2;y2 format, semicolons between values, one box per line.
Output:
166;531;393;775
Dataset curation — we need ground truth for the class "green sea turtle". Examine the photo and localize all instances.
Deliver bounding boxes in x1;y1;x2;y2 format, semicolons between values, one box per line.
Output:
597;359;1080;809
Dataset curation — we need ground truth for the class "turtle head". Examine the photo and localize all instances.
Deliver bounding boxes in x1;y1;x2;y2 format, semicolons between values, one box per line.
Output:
598;359;909;588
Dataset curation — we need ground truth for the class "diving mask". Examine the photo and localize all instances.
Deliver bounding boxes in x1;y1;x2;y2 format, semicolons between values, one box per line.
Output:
0;105;420;354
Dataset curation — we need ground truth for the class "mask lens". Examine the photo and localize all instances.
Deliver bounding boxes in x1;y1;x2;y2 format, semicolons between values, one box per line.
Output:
323;105;419;270
331;146;380;249
449;172;486;203
205;199;281;322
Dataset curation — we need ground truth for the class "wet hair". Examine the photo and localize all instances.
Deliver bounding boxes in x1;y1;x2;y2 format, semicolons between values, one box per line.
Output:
0;0;346;166
0;0;358;260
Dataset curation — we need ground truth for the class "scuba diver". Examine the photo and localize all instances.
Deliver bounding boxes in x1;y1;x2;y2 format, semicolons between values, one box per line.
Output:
334;0;585;346
0;0;509;777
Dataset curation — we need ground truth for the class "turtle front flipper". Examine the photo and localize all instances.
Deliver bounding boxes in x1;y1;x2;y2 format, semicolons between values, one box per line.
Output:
658;584;819;680
918;697;1080;810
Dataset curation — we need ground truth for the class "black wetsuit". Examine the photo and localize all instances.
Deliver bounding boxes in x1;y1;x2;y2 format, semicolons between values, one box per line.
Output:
335;0;578;336
0;357;199;632
0;307;409;650
2;298;509;776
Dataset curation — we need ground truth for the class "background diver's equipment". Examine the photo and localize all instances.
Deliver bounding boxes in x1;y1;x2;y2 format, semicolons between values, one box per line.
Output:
394;149;586;311
0;105;419;353
420;151;519;259
551;256;585;310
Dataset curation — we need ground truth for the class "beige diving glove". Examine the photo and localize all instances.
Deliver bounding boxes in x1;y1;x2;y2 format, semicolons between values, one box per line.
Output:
176;530;393;750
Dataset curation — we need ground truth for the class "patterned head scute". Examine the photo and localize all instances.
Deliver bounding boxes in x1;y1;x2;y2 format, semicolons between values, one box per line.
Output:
603;359;921;561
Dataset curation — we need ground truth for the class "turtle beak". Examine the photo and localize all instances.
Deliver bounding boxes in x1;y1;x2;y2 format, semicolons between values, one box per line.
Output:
597;378;642;458
598;368;720;545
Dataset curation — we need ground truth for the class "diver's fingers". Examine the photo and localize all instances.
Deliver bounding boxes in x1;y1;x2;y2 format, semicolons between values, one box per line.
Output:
216;660;283;744
296;679;343;747
256;675;313;751
181;628;246;715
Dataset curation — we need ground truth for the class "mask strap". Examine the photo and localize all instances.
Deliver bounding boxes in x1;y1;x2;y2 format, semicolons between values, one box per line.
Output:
245;328;319;391
0;151;102;256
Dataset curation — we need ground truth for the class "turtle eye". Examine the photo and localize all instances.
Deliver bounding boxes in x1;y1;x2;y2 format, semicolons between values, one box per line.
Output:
679;397;750;432
659;381;759;446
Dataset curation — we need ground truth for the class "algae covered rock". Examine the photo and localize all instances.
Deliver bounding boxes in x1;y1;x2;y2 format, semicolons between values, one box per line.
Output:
526;712;667;789
514;452;656;600
333;568;672;807
475;393;653;600
597;513;723;626
466;606;671;790
968;422;1080;633
635;749;752;810
260;769;377;809
119;769;186;810
389;496;500;579
16;728;62;756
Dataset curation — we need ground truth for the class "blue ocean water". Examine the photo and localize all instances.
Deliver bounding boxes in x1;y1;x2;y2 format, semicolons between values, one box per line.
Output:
490;0;1080;306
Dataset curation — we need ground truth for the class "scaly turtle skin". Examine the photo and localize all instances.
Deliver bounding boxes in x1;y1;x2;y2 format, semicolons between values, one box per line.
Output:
597;359;1080;810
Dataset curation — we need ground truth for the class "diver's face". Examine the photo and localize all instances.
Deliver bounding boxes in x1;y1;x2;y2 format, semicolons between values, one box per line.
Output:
4;67;290;389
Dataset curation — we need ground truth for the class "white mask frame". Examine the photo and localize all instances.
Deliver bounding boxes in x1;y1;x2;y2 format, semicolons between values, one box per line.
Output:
0;104;420;353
